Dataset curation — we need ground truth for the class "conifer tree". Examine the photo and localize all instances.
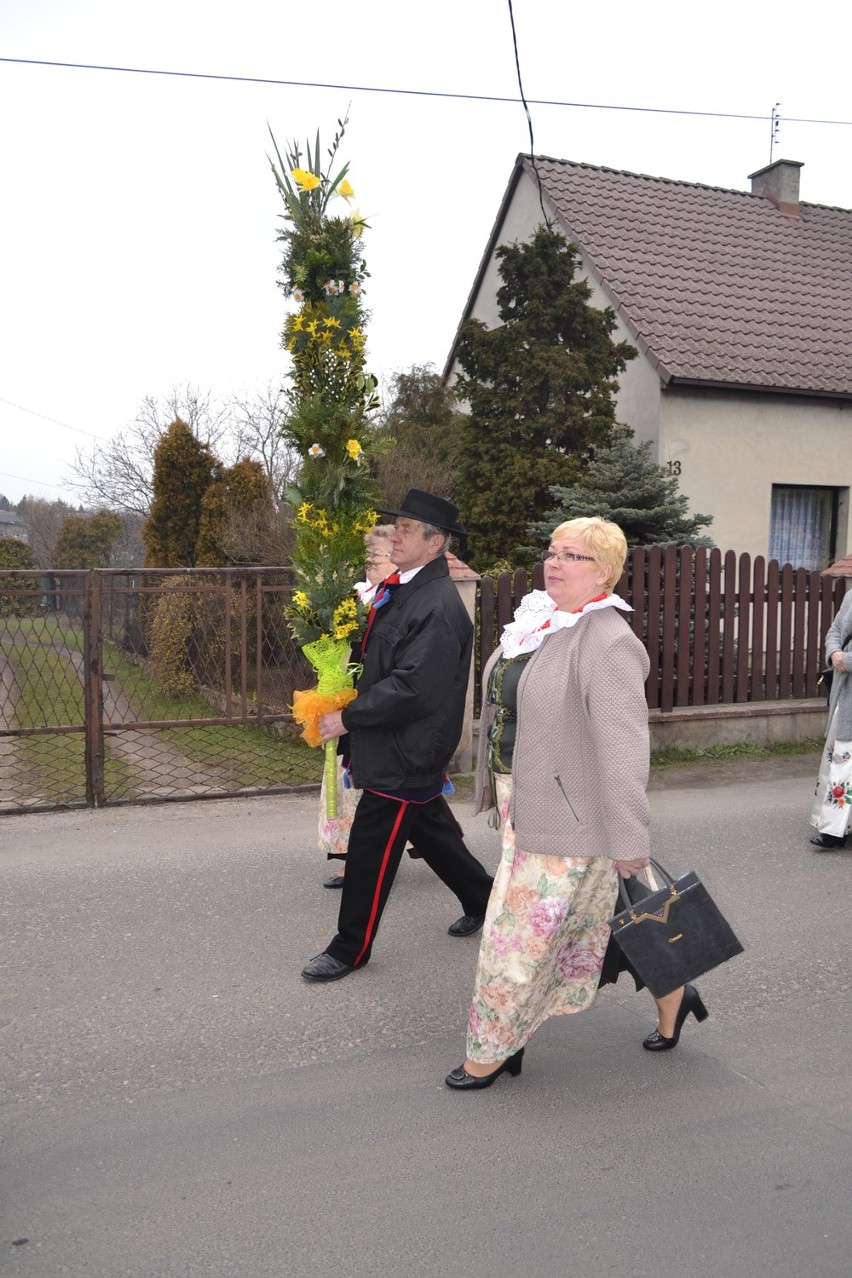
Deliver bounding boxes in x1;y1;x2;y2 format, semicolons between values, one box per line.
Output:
526;425;714;549
53;510;124;568
195;458;275;566
453;224;636;571
142;419;221;567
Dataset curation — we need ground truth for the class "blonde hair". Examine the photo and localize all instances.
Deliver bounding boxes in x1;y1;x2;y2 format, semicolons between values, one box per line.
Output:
551;516;627;595
364;523;395;561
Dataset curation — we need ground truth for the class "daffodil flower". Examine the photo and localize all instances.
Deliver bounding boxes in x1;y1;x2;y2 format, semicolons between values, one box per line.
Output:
308;443;325;458
291;168;321;192
338;178;355;202
348;281;361;296
345;439;363;463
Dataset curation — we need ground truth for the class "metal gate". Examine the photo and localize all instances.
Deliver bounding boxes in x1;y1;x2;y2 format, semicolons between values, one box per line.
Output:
0;568;322;813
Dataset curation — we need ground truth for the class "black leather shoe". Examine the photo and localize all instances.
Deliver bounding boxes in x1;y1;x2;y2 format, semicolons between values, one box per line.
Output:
447;913;485;938
810;832;846;848
301;953;354;982
322;871;345;888
643;984;709;1051
445;1048;524;1090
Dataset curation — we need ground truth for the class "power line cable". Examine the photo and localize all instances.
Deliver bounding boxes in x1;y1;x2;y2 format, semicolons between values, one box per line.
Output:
2;56;850;128
0;396;110;440
506;0;549;226
0;469;82;492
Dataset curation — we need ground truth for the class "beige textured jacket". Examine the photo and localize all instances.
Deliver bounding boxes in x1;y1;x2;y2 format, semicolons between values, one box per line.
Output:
475;607;651;862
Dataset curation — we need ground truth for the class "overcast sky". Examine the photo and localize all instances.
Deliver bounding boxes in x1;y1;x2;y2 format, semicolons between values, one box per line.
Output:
2;0;851;507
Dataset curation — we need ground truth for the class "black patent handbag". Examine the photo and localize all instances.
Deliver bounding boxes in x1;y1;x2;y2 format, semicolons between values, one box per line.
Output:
817;667;834;700
608;860;744;998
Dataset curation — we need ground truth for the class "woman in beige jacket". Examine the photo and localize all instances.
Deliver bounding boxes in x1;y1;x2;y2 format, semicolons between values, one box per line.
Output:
445;517;707;1090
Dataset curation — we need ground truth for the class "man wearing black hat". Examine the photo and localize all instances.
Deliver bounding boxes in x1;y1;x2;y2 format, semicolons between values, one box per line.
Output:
302;490;494;982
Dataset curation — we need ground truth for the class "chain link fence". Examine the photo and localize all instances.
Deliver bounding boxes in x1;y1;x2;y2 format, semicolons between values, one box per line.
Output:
0;568;323;813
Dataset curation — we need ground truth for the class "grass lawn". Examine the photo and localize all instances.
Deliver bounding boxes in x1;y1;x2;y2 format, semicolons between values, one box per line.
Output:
1;619;135;803
103;641;322;789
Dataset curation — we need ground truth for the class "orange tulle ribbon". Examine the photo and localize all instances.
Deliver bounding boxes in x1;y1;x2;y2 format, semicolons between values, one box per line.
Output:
292;685;358;748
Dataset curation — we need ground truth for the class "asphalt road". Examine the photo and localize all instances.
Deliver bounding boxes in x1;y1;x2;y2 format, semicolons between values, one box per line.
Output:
1;755;849;1277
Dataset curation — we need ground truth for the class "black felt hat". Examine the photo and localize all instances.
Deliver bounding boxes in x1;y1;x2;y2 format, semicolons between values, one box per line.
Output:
378;489;467;542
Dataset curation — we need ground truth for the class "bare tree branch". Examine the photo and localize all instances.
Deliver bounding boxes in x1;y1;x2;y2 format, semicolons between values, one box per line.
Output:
69;385;299;519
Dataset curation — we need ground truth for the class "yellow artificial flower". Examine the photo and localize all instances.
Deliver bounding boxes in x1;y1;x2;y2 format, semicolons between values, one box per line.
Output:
297;502;313;522
356;509;380;534
291;168;321;192
323;316;341;329
338;178;355;202
345;439;363;462
334;620;358;640
292;590;309;609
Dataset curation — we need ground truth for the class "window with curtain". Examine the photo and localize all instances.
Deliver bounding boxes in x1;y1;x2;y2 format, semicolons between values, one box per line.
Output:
768;485;836;569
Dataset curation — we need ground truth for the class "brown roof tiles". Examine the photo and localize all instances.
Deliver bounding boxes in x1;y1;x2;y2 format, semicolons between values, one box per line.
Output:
529;156;852;397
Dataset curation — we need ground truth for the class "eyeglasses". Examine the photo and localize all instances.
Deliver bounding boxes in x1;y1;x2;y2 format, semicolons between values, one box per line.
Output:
541;549;596;565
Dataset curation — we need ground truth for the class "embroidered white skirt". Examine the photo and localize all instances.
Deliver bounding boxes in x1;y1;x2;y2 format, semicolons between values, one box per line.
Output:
811;709;852;838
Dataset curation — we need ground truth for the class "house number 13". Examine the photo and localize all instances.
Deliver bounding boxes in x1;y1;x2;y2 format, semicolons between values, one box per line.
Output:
666;460;682;476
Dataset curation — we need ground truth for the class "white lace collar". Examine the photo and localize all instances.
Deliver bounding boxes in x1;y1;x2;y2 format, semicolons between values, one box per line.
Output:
499;589;632;658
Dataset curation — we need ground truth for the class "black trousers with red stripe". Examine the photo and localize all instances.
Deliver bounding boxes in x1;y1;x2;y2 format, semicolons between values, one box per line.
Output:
325;791;494;967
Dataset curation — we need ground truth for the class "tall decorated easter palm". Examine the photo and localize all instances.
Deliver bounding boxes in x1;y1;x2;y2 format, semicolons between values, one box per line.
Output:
270;115;380;812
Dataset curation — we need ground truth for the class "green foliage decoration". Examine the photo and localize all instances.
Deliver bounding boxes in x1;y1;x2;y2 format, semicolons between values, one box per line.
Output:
269;114;382;807
268;113;379;650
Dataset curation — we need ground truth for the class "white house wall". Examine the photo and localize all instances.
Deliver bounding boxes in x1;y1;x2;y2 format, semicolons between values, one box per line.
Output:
659;388;852;558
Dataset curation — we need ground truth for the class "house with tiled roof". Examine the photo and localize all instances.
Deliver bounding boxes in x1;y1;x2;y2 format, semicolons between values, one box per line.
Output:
445;155;852;569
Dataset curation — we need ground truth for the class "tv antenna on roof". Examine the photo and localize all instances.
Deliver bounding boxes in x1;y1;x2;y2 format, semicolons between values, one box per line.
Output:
770;103;781;162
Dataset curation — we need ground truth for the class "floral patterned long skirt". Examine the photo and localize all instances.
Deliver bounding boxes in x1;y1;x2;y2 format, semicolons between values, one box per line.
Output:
466;774;619;1065
318;758;361;860
810;710;852;838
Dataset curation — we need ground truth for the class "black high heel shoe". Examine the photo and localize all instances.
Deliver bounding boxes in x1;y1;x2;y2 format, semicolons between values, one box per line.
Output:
445;1048;525;1090
643;985;708;1052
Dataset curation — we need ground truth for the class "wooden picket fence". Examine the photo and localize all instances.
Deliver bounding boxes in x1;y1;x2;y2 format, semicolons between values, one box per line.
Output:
476;546;845;714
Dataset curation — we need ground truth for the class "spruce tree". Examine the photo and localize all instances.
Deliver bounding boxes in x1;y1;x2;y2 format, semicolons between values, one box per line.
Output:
526;425;714;550
453;224;636;571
